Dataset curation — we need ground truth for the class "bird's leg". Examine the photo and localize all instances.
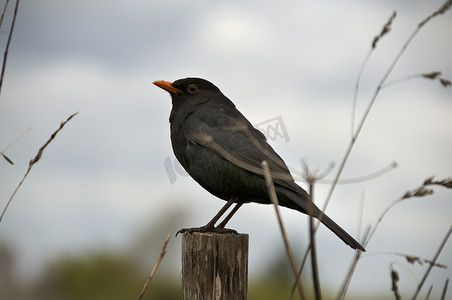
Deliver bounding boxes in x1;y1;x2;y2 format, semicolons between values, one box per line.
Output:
217;202;244;229
205;197;239;228
176;197;238;235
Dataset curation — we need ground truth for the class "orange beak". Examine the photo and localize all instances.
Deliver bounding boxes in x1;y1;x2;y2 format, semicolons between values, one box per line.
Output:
153;80;183;94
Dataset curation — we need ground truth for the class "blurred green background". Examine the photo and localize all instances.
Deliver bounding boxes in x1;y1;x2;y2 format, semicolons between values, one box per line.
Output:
0;240;396;300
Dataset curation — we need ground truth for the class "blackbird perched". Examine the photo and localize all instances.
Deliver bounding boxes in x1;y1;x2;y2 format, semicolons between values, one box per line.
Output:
153;77;364;251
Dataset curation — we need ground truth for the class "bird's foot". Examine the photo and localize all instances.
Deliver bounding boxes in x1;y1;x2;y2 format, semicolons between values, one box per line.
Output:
176;225;237;236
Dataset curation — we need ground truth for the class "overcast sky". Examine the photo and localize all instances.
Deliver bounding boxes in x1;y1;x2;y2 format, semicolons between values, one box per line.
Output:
0;0;451;298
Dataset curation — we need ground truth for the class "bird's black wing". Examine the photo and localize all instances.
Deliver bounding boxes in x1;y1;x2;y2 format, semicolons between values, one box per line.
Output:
185;105;304;194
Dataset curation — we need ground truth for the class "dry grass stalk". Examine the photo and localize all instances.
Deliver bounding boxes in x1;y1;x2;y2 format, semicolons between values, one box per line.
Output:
0;0;11;27
441;278;449;300
293;1;451;297
412;225;452;300
359;251;447;268
0;112;78;223
383;71;452;88
336;226;370;300
351;11;396;138
336;176;450;299
400;176;451;201
425;285;433;300
367;176;450;249
301;161;322;300
261;161;306;300
137;234;171;300
348;0;452;204
419;0;452;27
317;161;397;185
1;126;33;165
0;0;20;98
323;7;410;239
401;254;447;268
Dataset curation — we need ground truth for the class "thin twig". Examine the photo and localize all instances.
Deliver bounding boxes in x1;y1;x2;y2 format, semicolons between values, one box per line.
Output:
362;252;447;269
441;278;449;300
312;161;398;185
0;0;20;98
365;197;400;246
425;285;433;300
261;161;306;300
352;10;396;140
289;242;311;299
382;72;438;88
0;112;78;223
137;234;171;300
382;71;452;89
1;126;32;153
0;0;10;29
336;226;370;300
412;224;452;300
302;161;322;300
308;181;321;300
1;126;32;165
351;48;372;140
357;191;365;240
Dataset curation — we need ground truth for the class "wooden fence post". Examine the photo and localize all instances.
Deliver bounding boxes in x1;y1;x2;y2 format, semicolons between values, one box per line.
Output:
182;232;249;300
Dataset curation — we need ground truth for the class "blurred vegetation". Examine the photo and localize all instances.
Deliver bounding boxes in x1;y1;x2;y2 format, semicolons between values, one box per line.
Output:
0;244;181;300
32;253;179;300
0;241;394;300
0;203;393;300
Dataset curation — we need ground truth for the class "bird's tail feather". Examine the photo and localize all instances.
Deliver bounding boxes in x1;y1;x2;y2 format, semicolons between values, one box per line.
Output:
279;187;365;251
316;212;365;251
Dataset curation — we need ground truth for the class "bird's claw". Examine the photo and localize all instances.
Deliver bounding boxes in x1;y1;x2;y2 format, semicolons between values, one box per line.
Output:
176;225;238;236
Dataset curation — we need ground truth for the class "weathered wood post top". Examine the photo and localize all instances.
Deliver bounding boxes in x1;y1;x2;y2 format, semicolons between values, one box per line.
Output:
182;232;249;300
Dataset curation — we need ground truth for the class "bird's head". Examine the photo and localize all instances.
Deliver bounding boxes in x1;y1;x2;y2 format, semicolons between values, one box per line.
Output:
153;77;222;106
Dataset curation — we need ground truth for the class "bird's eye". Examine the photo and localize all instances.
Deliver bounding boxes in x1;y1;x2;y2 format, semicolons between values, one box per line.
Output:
187;84;198;94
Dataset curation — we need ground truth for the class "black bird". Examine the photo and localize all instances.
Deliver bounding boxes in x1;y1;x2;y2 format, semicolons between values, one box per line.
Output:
153;77;365;251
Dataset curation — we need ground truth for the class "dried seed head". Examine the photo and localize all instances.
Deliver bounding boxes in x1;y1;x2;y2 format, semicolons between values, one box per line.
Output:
423;259;448;269
391;269;400;282
372;11;397;49
419;1;452;27
422;71;442;79
424;176;435;185
438;178;452;188
423;177;452;188
402;191;412;199
402;186;434;199
413;186;434;197
1;152;14;165
406;255;422;265
390;267;401;300
440;78;452;87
